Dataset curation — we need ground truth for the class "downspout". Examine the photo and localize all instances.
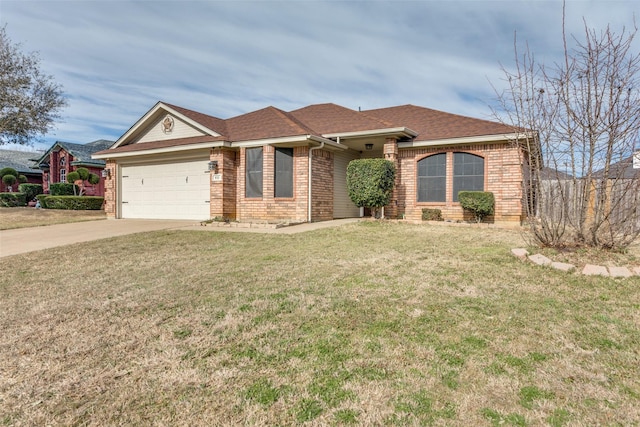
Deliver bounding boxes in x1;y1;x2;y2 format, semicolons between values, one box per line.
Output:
308;139;325;222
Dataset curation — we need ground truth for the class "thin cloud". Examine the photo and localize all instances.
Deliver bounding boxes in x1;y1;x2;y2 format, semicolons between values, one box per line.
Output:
1;0;638;150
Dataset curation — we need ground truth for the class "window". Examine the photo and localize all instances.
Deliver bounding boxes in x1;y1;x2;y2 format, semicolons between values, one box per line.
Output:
245;147;263;198
417;153;446;202
60;157;66;166
453;153;484;201
60;168;66;183
417;152;485;203
274;147;294;198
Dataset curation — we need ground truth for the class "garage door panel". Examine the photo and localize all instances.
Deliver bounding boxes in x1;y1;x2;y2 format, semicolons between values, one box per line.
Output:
120;159;211;220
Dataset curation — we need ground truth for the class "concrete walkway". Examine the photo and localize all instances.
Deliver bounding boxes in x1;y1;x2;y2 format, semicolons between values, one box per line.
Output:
0;218;360;258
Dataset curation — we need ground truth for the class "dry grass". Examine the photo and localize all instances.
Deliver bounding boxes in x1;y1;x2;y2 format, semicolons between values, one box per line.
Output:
1;222;639;426
0;207;106;230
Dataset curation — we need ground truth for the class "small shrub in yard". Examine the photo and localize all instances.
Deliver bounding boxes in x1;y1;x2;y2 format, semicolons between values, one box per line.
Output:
18;183;43;201
422;208;443;221
458;191;494;223
49;182;79;196
38;196;104;210
0;192;27;207
0;167;27;192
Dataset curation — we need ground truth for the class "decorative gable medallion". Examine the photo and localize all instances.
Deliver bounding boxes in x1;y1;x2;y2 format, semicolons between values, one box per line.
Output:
161;115;175;134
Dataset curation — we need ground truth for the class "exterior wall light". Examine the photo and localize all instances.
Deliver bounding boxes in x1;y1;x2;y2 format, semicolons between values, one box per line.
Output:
101;169;110;178
208;160;218;172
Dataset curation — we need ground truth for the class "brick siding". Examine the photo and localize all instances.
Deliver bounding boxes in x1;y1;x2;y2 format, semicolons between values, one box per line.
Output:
102;141;525;224
395;142;525;224
235;145;312;223
103;160;117;218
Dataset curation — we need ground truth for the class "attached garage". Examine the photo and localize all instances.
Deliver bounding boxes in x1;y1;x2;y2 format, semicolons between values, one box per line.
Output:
119;158;211;220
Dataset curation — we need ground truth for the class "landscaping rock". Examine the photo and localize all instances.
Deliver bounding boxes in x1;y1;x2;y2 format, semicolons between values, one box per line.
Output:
511;248;529;259
608;266;633;278
551;261;575;272
528;253;552;266
582;264;609;277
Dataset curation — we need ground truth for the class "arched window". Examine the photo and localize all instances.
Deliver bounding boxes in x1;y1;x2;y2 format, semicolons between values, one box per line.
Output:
453;152;484;201
417;153;446;202
60;157;66;166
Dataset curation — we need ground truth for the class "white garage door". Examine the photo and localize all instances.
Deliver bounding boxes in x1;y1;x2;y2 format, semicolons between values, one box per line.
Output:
120;159;211;220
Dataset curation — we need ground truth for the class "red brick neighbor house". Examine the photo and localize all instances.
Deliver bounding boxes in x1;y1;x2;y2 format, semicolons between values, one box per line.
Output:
93;102;532;224
34;140;114;196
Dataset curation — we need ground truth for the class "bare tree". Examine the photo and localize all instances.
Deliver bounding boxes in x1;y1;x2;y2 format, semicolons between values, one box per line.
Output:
0;26;67;145
495;5;640;250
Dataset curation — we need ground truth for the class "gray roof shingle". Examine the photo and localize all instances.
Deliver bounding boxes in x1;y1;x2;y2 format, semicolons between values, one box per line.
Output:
0;150;43;175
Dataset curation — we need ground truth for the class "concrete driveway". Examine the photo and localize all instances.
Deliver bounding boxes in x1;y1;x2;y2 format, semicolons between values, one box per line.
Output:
0;219;198;258
0;218;361;258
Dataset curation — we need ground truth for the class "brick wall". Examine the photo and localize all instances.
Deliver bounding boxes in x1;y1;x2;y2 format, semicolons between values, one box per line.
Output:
396;142;525;224
103;160;117;218
384;138;399;218
236;145;311;223
210;148;237;220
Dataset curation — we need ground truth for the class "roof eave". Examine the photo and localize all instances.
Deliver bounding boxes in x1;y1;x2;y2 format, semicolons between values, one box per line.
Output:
231;134;345;149
398;132;533;148
323;127;418;140
70;160;106;167
92;140;231;160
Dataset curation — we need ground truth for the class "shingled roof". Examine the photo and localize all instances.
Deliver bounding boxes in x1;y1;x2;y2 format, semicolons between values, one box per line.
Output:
0;150;43;175
35;139;114;168
224;106;317;141
363;104;516;141
164;102;228;136
289;103;396;135
97;102;522;157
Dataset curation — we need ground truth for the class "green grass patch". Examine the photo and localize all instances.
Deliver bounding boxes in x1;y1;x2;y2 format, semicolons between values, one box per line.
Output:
334;408;359;424
294;398;323;422
519;385;555;409
244;378;282;406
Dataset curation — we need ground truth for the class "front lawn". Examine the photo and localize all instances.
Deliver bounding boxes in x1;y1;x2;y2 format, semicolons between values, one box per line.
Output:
0;206;106;230
0;222;638;425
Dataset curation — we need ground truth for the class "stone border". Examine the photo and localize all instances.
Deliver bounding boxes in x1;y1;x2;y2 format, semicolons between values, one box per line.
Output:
511;248;640;278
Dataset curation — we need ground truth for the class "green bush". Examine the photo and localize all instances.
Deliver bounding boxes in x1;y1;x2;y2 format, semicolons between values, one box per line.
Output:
458;191;494;223
18;183;43;201
346;159;396;217
37;196;104;210
49;182;79;196
0;192;27;207
0;167;26;191
422;208;443;221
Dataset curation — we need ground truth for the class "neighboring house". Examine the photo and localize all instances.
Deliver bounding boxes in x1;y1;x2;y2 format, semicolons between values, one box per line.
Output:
34;140;114;195
0;149;43;192
93;102;533;223
592;152;640;228
593;152;640;180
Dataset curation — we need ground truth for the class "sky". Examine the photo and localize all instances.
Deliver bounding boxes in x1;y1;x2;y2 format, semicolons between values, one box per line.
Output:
1;0;638;152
